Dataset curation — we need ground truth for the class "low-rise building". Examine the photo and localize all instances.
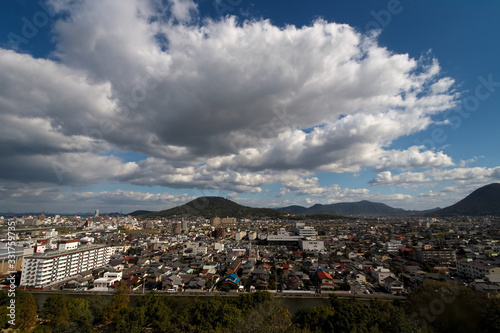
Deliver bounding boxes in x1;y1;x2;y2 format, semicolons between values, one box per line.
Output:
93;271;123;291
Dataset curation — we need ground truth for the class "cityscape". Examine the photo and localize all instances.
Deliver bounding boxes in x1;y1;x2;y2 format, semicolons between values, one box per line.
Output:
1;0;500;332
2;183;500;331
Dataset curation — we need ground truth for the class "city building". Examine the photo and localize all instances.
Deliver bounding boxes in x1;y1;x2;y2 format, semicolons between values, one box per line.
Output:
58;239;79;251
299;240;325;252
267;228;302;244
296;225;317;239
211;217;221;226
0;246;33;274
415;249;456;263
20;244;111;288
93;271;123;291
456;260;500;279
235;231;246;242
214;228;226;239
383;240;402;253
221;217;237;225
372;267;393;283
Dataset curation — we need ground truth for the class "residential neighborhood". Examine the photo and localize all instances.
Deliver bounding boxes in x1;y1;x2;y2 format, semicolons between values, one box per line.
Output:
3;211;500;297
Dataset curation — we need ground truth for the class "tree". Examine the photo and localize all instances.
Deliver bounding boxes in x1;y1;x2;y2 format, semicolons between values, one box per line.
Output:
114;306;146;333
66;298;93;333
236;299;292;333
87;295;108;325
41;295;70;329
292;306;336;332
18;292;38;331
103;280;130;324
0;290;12;329
407;281;485;333
136;292;174;332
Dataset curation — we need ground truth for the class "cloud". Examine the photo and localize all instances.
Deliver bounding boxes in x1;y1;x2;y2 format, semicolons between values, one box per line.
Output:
0;182;196;213
370;166;500;187
0;0;462;211
369;170;431;187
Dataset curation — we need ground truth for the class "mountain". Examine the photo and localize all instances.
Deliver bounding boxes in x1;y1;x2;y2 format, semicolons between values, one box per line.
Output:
128;210;155;217
302;200;407;216
277;205;308;215
303;204;339;215
140;196;287;219
427;183;500;216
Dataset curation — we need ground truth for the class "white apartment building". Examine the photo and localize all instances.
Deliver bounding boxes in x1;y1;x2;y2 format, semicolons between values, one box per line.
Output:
20;244;111;288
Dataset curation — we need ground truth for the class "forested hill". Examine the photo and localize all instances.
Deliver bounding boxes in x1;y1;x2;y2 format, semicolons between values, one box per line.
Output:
140;196;286;219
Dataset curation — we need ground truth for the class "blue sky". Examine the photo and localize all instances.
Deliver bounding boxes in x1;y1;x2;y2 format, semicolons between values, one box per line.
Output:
1;0;500;213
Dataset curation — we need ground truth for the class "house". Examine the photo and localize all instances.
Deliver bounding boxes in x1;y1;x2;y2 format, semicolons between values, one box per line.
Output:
146;272;163;284
93;271;123;291
383;276;404;294
162;274;183;291
222;273;240;288
284;273;303;290
314;269;335;291
107;259;124;271
185;277;207;290
251;268;269;289
136;258;150;267
226;259;242;275
372;267;393;283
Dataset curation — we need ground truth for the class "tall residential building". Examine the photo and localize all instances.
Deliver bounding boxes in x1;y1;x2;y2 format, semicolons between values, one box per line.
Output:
181;219;189;231
214;227;226;239
20;244;111;288
172;222;182;235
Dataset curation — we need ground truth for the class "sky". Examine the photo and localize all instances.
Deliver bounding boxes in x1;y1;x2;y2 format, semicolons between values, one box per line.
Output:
1;0;500;214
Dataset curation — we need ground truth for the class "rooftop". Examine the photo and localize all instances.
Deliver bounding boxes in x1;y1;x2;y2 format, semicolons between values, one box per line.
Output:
24;244;110;259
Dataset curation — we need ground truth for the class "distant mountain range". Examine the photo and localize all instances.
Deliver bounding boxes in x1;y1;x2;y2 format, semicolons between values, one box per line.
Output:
4;183;499;219
277;200;433;217
277;183;500;217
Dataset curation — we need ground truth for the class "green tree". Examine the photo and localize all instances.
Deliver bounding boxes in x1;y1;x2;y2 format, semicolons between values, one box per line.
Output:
41;295;70;329
87;295;108;324
480;295;500;333
136;292;174;332
103;280;130;324
407;281;484;333
293;306;336;332
0;290;9;329
236;299;292;333
18;292;38;331
114;306;146;333
65;298;93;333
